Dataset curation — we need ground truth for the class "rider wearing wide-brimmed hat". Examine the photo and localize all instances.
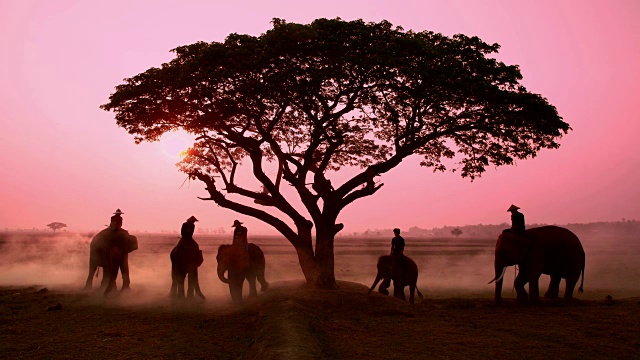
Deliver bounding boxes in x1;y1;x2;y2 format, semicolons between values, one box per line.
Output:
232;220;248;251
110;209;124;230
181;215;199;240
507;205;525;234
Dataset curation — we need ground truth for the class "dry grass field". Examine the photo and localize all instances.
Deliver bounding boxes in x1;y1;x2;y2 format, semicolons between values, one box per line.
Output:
1;231;639;359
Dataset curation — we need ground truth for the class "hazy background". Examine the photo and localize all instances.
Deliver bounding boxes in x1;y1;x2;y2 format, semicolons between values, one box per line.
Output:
1;0;639;234
1;229;638;304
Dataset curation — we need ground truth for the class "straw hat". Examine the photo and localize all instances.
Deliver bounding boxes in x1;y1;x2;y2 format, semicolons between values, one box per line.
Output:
187;216;198;222
113;209;124;215
232;220;243;227
507;205;520;212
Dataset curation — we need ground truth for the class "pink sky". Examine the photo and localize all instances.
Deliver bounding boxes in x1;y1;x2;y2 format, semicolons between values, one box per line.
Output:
1;0;638;234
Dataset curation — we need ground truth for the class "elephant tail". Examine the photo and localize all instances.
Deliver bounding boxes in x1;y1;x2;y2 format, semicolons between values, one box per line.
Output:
416;286;424;301
578;262;585;293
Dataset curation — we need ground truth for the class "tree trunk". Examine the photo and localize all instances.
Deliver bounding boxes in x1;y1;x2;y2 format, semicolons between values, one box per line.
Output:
313;231;336;288
293;242;316;283
290;229;336;288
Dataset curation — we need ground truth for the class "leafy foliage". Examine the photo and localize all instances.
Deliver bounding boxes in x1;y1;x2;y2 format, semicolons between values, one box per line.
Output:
102;18;569;284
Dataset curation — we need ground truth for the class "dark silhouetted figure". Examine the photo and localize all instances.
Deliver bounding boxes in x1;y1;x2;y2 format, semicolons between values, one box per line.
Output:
232;219;248;251
390;228;405;256
507;204;526;234
380;228;406;295
170;215;205;300
110;208;124;230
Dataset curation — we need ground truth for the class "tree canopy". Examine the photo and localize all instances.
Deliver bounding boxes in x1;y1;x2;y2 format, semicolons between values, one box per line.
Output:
102;18;569;287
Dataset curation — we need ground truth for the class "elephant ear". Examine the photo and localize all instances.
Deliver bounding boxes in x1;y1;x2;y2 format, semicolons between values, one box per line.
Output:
125;235;138;253
217;244;230;259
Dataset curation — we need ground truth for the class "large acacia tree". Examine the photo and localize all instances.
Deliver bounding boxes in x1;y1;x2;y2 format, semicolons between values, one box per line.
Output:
102;18;569;287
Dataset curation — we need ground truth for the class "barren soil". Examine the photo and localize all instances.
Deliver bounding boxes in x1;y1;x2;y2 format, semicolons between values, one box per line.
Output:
1;282;639;359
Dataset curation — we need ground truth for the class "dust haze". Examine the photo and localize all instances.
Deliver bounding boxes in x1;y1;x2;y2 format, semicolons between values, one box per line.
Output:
1;225;639;305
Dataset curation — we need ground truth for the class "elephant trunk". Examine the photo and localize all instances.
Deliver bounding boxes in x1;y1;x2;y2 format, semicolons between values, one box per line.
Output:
217;266;229;284
488;266;507;284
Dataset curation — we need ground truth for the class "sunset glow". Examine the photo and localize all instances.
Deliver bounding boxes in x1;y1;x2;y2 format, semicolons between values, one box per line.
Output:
0;0;638;234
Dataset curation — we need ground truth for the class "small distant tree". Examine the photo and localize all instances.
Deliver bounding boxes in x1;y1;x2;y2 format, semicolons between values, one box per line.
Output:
451;228;463;237
102;18;569;288
47;222;67;231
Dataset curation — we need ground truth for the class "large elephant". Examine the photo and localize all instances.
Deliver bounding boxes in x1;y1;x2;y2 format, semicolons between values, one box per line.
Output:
489;225;585;305
169;239;205;300
368;255;423;304
216;243;269;304
85;227;138;296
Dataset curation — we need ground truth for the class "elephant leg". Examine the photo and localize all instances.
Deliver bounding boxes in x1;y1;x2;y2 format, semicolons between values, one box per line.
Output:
120;253;130;291
169;265;178;298
528;275;541;303
257;267;269;292
378;277;391;296
229;281;244;304
103;267;120;297
100;267;109;288
247;275;258;298
564;274;580;305
514;271;529;303
187;270;197;299
408;284;416;304
545;275;561;299
393;280;406;301
177;273;186;298
192;269;205;300
85;262;98;289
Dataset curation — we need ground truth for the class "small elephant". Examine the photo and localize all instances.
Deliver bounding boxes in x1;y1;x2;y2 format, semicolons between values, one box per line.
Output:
85;227;138;296
169;239;205;300
216;243;269;304
368;255;423;304
489;225;585;305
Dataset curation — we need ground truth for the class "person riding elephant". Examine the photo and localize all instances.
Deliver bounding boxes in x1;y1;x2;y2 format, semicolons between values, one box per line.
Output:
169;216;205;300
231;220;248;252
85;209;138;296
378;228;406;295
216;243;268;304
507;204;526;234
368;254;423;304
489;225;585;305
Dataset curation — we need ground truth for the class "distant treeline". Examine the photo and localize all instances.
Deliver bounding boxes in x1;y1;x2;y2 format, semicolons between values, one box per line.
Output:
350;220;640;239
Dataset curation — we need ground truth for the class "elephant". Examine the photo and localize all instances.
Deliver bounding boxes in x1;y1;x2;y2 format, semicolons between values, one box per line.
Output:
368;255;424;304
85;227;138;296
216;243;269;304
489;225;585;305
169;239;205;300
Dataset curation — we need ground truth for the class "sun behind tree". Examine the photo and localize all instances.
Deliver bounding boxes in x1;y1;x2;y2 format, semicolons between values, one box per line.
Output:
101;18;570;288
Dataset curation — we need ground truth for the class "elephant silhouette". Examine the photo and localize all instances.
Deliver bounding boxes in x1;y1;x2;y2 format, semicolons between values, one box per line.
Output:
489;225;585;304
85;227;138;296
169;238;205;300
216;243;268;304
369;255;423;304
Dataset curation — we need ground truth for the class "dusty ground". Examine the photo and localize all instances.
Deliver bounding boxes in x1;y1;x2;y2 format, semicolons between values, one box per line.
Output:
1;281;639;359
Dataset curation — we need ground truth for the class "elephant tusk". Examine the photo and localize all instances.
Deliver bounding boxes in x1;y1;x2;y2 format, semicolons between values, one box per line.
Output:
488;267;508;284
